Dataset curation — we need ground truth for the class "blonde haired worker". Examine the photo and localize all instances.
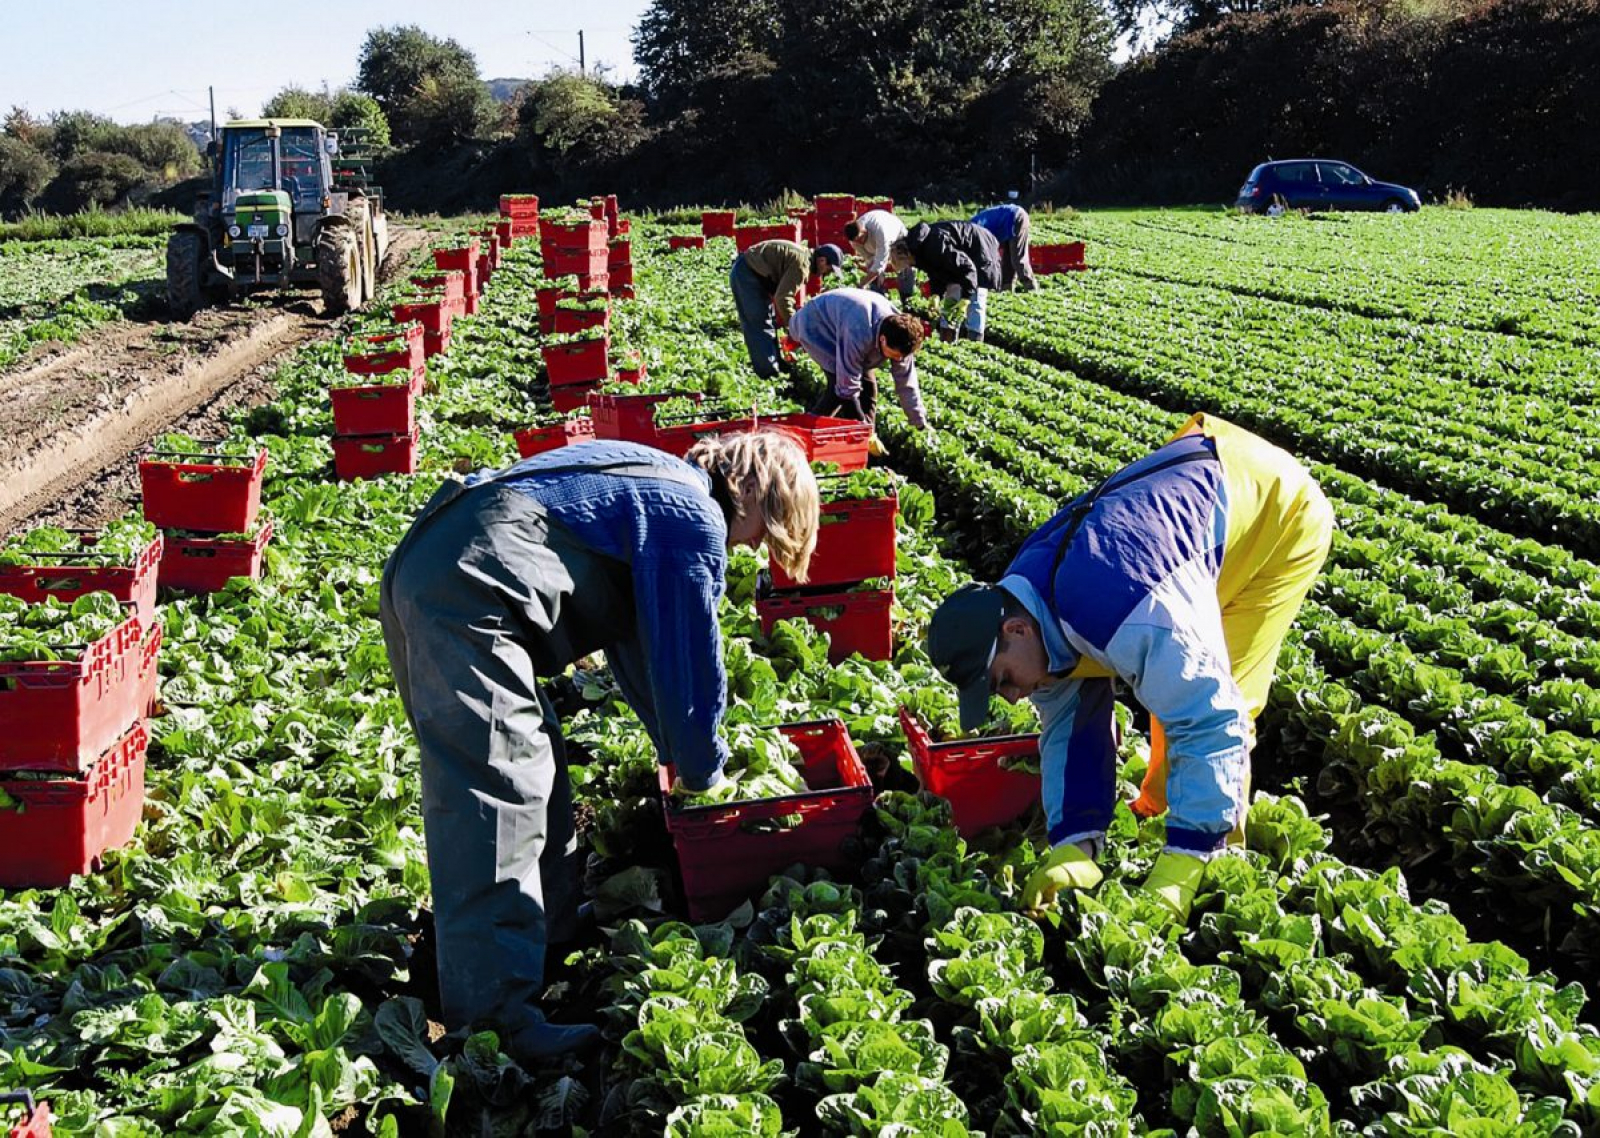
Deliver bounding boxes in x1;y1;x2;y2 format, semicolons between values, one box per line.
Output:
927;414;1333;922
380;434;819;1062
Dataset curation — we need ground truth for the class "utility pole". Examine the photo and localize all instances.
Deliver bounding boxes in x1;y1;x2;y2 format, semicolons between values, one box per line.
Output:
578;30;585;76
208;86;216;140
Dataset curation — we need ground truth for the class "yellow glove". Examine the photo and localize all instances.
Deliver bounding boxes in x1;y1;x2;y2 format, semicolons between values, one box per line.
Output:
1141;852;1206;921
1021;842;1103;911
866;433;888;458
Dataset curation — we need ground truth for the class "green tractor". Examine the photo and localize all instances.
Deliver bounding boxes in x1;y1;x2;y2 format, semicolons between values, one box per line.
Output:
166;118;388;320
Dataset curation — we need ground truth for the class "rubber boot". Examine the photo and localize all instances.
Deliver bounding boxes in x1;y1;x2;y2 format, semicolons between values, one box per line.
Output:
508;1020;603;1063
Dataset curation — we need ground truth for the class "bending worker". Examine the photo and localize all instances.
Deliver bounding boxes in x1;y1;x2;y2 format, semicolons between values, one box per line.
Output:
927;413;1333;921
844;208;915;301
971;201;1038;292
380;436;819;1062
730;239;844;379
891;220;1003;342
788;286;929;433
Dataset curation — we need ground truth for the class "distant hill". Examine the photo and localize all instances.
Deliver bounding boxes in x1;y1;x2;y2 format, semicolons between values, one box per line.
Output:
485;78;531;102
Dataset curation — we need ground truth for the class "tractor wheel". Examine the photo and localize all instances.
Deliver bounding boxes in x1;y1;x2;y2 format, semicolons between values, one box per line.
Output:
317;227;361;316
165;231;206;321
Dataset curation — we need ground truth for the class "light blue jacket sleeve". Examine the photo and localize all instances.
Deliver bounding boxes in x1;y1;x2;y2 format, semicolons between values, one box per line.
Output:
1100;558;1251;856
1033;675;1119;847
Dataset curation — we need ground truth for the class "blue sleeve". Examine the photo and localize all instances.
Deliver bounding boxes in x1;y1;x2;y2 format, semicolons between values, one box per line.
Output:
1034;676;1119;846
627;521;731;789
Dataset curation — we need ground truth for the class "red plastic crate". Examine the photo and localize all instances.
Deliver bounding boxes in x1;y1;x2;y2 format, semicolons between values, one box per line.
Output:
589;392;694;443
668;235;706;251
588;199;606;221
139;447;267;534
542;338;609;386
857;197;894;214
702;209;737;239
342;325;424;378
1;1092;51;1138
0;531;162;626
659;718;873;921
608;264;635;289
160;520;273;592
899;708;1040;837
423;329;451;359
541;218;606;247
0;721;148;889
499;194;540;217
549;383;599;413
514;417;595;458
411;270;465;302
771;492;897;590
494;220;514;248
1032;241;1087;273
0;608;144;771
332;429;419;481
137;621;161;717
757;585;893;663
761;412;871;471
330;370;422;437
552;305;610;335
734;221;803;252
616;352;646;384
433;240;480;276
544;249;608;277
392;298;450;336
607;238;632;265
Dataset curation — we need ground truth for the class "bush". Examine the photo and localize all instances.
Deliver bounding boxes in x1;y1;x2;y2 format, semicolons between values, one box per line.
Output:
44;151;148;213
0;136;54;218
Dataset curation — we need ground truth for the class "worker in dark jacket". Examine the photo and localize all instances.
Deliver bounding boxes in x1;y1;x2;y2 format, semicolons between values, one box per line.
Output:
380;435;819;1063
972;203;1038;291
730;240;844;379
891;221;1003;342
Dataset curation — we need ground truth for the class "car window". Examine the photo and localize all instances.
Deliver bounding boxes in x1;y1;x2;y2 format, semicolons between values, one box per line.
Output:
1276;163;1317;185
1320;163;1365;186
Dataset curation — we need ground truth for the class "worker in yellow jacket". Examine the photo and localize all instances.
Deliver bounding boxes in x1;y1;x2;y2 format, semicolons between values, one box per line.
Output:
928;413;1334;920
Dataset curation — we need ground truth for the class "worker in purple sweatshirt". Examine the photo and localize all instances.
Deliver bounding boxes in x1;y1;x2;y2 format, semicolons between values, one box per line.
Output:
379;436;818;1064
788;286;930;434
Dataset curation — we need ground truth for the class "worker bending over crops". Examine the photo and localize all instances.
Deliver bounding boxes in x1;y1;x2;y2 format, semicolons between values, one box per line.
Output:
927;413;1333;922
845;209;916;301
379;435;820;1061
971;202;1039;292
788;286;929;434
890;219;1003;343
730;239;844;379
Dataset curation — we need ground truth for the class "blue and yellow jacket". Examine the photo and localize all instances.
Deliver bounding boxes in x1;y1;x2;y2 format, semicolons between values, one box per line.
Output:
1000;414;1319;856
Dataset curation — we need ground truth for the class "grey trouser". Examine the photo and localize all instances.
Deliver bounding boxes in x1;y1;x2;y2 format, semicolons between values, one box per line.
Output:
1003;213;1038;291
378;480;582;1041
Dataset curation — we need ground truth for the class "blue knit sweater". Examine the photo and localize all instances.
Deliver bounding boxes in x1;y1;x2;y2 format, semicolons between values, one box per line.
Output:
467;440;731;788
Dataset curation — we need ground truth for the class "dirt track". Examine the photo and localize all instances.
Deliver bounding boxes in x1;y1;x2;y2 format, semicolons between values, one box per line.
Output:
0;225;430;535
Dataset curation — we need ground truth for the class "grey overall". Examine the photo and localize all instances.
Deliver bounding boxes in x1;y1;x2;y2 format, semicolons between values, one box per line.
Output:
377;456;705;1043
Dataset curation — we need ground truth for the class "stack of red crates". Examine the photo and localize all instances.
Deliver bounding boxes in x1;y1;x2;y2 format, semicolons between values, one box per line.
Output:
0;524;162;888
540;217;608;281
757;473;897;664
608;234;633;298
499;194;539;240
434;238;482;315
140;442;273;591
331;323;425;481
813;194;857;250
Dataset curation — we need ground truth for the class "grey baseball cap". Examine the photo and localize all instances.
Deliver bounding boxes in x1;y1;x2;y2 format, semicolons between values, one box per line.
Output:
926;583;1007;733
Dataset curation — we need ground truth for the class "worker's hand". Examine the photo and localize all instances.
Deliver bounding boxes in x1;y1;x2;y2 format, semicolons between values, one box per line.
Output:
671;770;738;804
780;333;801;354
937;324;957;344
1021;841;1103;912
939;294;967;326
1140;851;1206;921
866;433;888;458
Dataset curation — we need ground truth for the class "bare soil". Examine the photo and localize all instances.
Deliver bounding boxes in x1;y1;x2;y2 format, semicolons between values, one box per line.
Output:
0;225;431;536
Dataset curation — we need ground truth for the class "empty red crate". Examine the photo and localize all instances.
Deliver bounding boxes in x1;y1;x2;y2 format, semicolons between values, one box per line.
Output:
757;585;893;663
549;383;599;413
899;708;1040;837
702;210;737;239
332;430;419;481
545;249;608;277
0;720;148;889
771;492;897;590
343;325;423;377
659;718;873;921
735;221;802;252
160;520;274;592
0;531;162;626
668;235;706;251
542;338;609;386
330;370;422;437
1032;242;1087;272
553;305;610;335
0;607;144;771
139;447;267;534
500;194;540;217
514;418;595;458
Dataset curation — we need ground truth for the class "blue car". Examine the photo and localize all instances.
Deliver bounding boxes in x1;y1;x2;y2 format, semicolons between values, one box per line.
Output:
1236;160;1422;214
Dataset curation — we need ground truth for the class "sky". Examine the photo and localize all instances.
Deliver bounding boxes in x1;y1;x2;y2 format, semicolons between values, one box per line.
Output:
0;0;651;125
